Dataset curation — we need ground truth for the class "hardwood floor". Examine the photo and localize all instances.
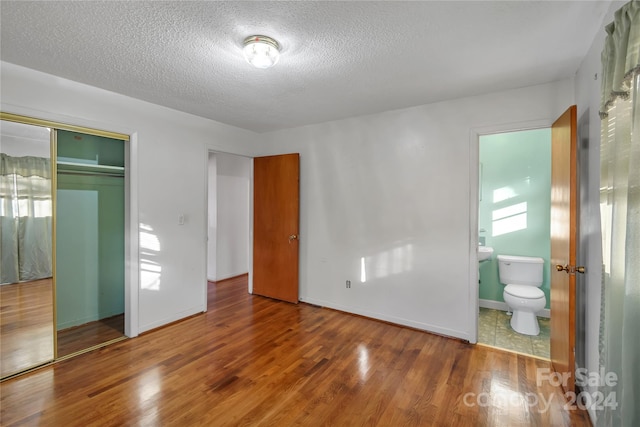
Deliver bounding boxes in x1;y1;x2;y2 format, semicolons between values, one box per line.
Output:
0;275;591;426
0;279;54;378
57;314;125;358
1;278;125;378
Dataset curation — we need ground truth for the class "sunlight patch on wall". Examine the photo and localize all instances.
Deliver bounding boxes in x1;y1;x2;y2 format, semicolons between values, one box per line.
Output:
360;243;414;283
140;223;162;291
492;202;527;237
492;186;518;204
140;224;160;252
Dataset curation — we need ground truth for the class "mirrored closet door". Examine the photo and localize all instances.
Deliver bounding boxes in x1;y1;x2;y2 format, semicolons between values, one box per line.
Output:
0;120;55;378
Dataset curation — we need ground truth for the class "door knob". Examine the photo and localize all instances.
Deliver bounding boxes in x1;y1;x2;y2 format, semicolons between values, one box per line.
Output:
288;234;298;242
556;264;586;274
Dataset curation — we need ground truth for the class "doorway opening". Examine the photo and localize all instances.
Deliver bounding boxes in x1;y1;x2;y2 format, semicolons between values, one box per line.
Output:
476;128;551;358
55;129;126;358
206;151;252;310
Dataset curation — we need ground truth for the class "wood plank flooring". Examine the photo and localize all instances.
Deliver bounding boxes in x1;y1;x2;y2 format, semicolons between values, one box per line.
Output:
57;314;125;358
1;278;125;377
0;275;591;426
0;279;54;378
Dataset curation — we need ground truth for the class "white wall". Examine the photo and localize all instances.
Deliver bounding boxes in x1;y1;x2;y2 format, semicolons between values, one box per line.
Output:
213;152;251;281
1;61;257;334
257;80;574;341
1;131;51;157
573;1;624;423
1;45;601;350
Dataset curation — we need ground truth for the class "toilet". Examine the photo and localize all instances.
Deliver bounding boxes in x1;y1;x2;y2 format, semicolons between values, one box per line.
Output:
497;254;545;336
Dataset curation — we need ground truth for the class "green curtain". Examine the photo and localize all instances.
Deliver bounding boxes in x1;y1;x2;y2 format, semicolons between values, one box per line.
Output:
0;153;52;284
600;1;640;117
598;1;639;426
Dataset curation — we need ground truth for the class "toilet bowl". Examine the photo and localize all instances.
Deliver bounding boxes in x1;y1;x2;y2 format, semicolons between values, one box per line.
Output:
497;255;546;336
503;284;546;335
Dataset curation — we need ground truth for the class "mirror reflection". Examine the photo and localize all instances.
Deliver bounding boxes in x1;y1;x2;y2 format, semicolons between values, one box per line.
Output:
0;120;54;378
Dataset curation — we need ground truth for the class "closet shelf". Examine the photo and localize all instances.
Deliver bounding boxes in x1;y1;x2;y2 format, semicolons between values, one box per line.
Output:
57;161;124;173
57;162;124;172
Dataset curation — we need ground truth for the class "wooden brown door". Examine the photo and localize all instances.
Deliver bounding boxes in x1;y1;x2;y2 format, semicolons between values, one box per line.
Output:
550;105;578;394
253;154;300;303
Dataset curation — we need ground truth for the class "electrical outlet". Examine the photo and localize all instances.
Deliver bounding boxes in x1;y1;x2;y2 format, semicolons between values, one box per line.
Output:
346;280;351;288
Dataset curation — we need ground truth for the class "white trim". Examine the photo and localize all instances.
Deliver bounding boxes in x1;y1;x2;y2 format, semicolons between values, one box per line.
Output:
125;132;139;337
468;129;480;344
138;305;204;333
214;272;249;282
301;296;470;341
203;149;213;311
479;299;550;318
471;119;554;138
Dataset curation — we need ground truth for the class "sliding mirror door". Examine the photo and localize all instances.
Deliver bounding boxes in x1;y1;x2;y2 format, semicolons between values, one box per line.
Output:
0;120;55;378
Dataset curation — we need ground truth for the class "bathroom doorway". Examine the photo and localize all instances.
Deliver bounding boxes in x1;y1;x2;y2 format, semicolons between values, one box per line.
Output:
477;128;552;358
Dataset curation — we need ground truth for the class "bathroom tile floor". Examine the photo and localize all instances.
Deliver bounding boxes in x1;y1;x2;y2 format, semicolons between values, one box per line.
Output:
478;307;550;359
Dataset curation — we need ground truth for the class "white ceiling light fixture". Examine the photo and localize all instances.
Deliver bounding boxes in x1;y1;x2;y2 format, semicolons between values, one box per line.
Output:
243;35;280;69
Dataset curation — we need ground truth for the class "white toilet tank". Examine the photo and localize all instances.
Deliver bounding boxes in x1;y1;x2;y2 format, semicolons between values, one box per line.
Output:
497;255;544;287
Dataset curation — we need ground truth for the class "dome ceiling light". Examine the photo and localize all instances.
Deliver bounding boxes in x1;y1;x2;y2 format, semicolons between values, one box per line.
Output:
243;35;280;69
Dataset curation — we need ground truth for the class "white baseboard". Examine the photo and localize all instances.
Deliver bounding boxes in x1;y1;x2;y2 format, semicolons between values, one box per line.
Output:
479;299;550;318
139;304;205;333
300;296;470;341
214;272;248;282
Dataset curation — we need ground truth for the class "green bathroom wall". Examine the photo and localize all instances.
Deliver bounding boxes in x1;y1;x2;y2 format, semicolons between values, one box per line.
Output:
55;130;124;330
57;132;125;167
478;128;551;309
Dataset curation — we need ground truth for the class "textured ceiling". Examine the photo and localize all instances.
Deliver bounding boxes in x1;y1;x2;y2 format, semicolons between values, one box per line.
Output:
0;1;613;133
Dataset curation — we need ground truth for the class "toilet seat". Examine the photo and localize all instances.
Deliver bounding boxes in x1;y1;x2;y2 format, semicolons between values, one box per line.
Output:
504;284;544;299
